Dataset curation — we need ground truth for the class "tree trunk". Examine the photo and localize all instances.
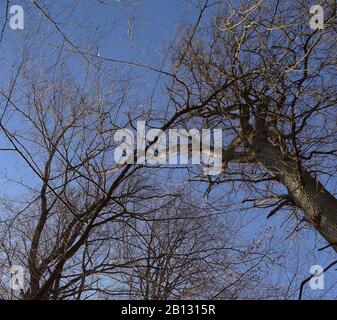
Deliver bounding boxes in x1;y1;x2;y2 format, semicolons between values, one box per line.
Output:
252;138;337;252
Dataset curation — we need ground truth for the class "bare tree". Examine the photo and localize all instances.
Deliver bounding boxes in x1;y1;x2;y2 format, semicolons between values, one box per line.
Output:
0;0;336;300
162;0;337;251
97;195;279;300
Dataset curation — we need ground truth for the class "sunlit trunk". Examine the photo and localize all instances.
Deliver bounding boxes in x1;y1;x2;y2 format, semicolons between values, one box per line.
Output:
254;139;337;252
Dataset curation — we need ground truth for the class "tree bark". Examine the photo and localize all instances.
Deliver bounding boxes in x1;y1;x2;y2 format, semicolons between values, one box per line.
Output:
252;138;337;252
